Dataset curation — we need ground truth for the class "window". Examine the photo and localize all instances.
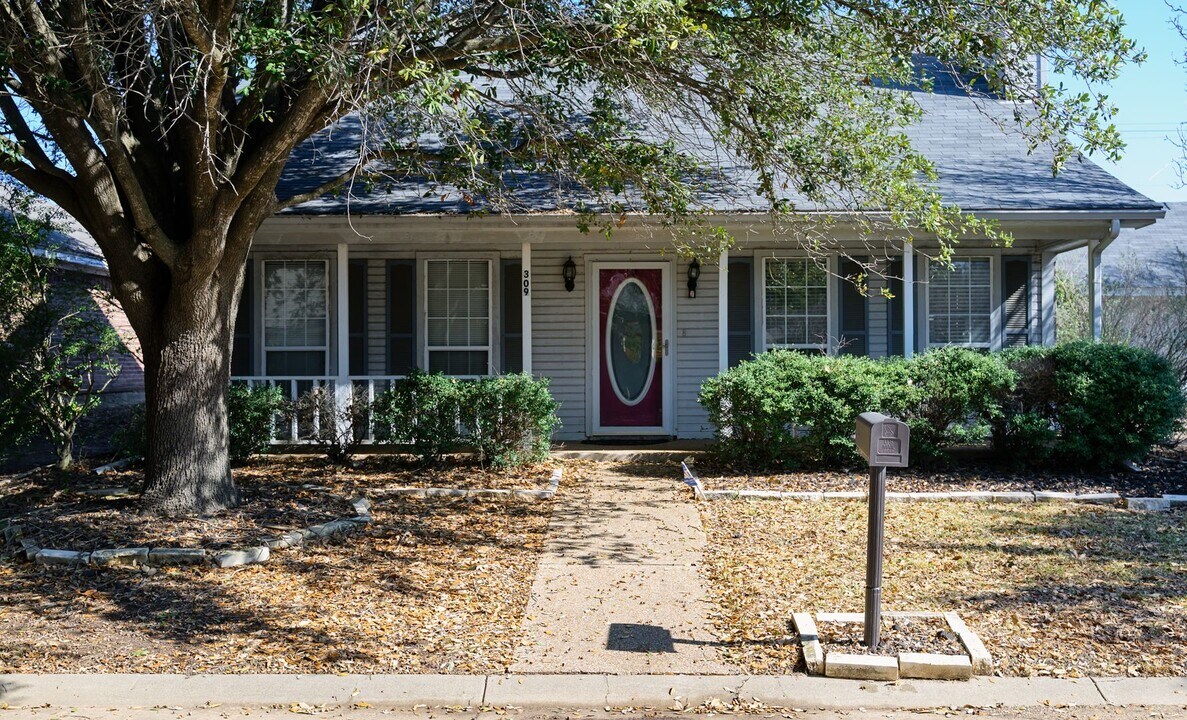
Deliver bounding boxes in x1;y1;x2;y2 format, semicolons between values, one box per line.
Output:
425;259;491;375
263;260;328;375
927;257;992;347
763;258;829;351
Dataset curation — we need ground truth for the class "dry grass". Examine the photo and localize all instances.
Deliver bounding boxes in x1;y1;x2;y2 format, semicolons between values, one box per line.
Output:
700;500;1187;677
0;459;586;674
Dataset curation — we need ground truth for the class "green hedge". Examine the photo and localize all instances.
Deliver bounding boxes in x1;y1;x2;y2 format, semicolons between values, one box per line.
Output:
700;343;1184;470
372;370;559;467
995;342;1185;467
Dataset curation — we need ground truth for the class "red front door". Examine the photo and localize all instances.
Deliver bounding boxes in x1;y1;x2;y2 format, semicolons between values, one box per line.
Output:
598;267;664;428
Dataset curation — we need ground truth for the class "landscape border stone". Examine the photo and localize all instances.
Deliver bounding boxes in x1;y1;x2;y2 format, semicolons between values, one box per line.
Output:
681;462;1175;509
374;467;563;501
0;492;373;572
794;610;992;681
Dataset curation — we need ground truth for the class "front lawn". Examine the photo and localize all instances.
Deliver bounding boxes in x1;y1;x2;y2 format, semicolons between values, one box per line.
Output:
700;499;1187;677
0;458;576;673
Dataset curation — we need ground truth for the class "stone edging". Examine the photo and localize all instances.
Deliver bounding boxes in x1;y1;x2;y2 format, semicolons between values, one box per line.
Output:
0;496;373;571
372;468;563;501
680;463;1185;510
793;611;991;682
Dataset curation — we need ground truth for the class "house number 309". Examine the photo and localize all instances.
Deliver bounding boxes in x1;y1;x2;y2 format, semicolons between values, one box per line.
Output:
522;270;531;296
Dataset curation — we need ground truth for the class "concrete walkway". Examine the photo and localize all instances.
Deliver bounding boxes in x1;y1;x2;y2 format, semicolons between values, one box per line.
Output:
510;462;735;674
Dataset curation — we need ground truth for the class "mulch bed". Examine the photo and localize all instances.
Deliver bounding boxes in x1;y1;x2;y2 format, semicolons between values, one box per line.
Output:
700;500;1187;677
819;616;965;657
0;458;583;674
693;438;1187;497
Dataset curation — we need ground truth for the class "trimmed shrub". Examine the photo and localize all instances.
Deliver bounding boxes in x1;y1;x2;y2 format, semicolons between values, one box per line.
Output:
998;342;1185;467
464;373;560;468
228;384;285;463
372;370;465;464
904;347;1016;460
699;350;917;468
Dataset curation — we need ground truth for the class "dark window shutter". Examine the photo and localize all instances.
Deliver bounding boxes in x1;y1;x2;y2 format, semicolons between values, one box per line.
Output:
386;260;416;374
231;263;253;376
1002;256;1031;347
727;258;754;367
838;257;868;356
502;261;523;373
887;258;905;356
348;259;366;375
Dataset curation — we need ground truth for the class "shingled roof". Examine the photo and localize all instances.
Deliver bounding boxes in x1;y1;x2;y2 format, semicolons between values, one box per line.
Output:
1104;201;1187;290
275;81;1162;217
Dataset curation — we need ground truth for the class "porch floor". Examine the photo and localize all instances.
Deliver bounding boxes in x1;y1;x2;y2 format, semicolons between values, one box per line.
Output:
511;461;737;675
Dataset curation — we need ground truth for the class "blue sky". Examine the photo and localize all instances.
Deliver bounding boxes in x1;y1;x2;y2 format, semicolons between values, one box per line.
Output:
1057;1;1187;201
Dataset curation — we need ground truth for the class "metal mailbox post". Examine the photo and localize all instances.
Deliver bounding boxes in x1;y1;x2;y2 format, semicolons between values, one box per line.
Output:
854;412;910;650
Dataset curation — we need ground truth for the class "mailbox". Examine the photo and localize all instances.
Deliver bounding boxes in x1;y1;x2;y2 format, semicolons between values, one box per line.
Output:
855;412;910;468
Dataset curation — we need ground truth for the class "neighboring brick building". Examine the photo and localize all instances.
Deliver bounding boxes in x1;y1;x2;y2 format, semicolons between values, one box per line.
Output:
38;214;145;402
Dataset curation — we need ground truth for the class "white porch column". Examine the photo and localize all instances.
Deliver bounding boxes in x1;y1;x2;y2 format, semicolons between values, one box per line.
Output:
335;243;351;431
521;240;533;375
903;242;915;357
1088;238;1102;342
1041;251;1057;345
717;249;729;372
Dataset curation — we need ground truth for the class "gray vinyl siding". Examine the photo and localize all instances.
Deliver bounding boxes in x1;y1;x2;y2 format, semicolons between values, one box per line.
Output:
675;261;718;438
528;246;588;440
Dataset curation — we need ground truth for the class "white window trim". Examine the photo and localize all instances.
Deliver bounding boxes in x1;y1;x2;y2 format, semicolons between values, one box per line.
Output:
758;254;836;354
421;257;495;377
922;254;999;350
260;258;331;377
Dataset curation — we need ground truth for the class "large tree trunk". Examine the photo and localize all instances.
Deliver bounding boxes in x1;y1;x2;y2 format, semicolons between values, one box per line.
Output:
139;271;241;516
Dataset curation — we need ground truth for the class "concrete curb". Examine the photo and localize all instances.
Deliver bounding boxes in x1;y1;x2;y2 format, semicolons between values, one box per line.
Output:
2;674;1185;709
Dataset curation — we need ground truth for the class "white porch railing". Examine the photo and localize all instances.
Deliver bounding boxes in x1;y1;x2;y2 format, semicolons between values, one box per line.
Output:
231;375;406;444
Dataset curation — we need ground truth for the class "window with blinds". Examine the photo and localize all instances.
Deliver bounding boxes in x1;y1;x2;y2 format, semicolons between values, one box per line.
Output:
425;259;491;376
927;257;992;347
763;258;829;351
262;259;328;375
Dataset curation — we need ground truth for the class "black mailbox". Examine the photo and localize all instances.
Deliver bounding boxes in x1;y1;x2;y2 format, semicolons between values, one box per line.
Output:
855;412;910;468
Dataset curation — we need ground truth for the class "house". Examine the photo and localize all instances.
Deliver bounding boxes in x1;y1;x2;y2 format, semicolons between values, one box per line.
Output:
233;69;1164;442
5;206;145;403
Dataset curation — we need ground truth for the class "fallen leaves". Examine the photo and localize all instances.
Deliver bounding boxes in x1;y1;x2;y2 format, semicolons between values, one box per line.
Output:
0;458;590;674
700;499;1187;678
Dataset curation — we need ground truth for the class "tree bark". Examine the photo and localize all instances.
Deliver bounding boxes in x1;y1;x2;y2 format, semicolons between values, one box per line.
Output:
139;270;241;516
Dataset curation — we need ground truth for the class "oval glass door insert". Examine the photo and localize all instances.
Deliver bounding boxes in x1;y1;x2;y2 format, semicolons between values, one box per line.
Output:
606;278;657;405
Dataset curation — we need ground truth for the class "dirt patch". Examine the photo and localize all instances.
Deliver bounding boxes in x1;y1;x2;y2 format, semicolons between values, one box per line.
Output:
693;438;1187;497
0;458;586;673
701;500;1187;677
818;616;965;657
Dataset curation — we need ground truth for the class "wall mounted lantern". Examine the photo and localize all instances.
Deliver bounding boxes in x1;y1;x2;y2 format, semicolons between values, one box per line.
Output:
562;256;577;292
687;258;701;298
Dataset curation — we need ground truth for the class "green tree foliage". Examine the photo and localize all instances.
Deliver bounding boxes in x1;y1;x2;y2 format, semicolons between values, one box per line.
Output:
0;0;1144;512
0;189;125;470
